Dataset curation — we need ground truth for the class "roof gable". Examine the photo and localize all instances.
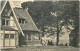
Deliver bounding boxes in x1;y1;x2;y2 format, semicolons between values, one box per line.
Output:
1;1;39;36
1;1;11;17
13;8;38;31
0;1;7;14
1;1;25;36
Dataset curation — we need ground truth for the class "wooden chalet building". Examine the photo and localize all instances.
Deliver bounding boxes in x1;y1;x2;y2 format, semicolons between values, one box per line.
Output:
0;1;41;48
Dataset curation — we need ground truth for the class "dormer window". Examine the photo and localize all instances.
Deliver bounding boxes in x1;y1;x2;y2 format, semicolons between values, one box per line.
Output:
19;18;26;24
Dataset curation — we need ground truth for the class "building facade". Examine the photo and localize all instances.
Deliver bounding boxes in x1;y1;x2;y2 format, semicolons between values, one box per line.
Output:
0;1;41;48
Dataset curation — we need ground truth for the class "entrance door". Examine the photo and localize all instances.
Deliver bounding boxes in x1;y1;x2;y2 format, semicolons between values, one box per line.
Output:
4;34;15;47
5;34;10;46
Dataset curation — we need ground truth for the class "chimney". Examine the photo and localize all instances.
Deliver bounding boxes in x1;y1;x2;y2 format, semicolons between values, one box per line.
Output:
13;1;22;8
25;8;28;11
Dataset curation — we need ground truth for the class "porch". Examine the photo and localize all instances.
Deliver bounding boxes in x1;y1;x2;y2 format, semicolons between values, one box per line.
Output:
0;26;19;48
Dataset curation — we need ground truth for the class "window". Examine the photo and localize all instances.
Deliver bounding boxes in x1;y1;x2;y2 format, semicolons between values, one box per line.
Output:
10;12;13;16
2;19;5;25
22;19;25;23
28;34;31;40
6;20;9;25
10;34;14;38
18;18;26;24
4;34;15;39
19;19;21;23
5;34;9;38
2;19;9;26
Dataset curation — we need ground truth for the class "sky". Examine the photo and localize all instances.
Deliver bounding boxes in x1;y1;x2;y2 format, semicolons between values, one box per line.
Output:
8;0;34;8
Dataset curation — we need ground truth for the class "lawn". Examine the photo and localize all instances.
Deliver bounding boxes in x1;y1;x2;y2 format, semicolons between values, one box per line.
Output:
1;46;80;51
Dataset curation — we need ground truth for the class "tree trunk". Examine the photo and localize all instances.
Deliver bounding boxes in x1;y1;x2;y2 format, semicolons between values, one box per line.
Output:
56;17;59;46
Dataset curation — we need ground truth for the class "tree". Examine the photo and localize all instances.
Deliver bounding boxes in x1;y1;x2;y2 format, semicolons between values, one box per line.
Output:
51;1;79;46
21;1;57;36
21;1;79;46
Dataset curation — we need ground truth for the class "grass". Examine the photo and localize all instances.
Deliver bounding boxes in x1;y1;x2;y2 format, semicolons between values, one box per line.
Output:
1;46;80;51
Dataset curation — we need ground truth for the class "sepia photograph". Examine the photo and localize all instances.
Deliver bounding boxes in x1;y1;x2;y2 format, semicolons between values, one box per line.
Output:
0;0;79;51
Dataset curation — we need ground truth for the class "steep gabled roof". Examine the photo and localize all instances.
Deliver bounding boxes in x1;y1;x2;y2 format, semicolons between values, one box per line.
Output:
1;1;39;36
0;1;7;14
1;1;25;36
13;8;38;31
